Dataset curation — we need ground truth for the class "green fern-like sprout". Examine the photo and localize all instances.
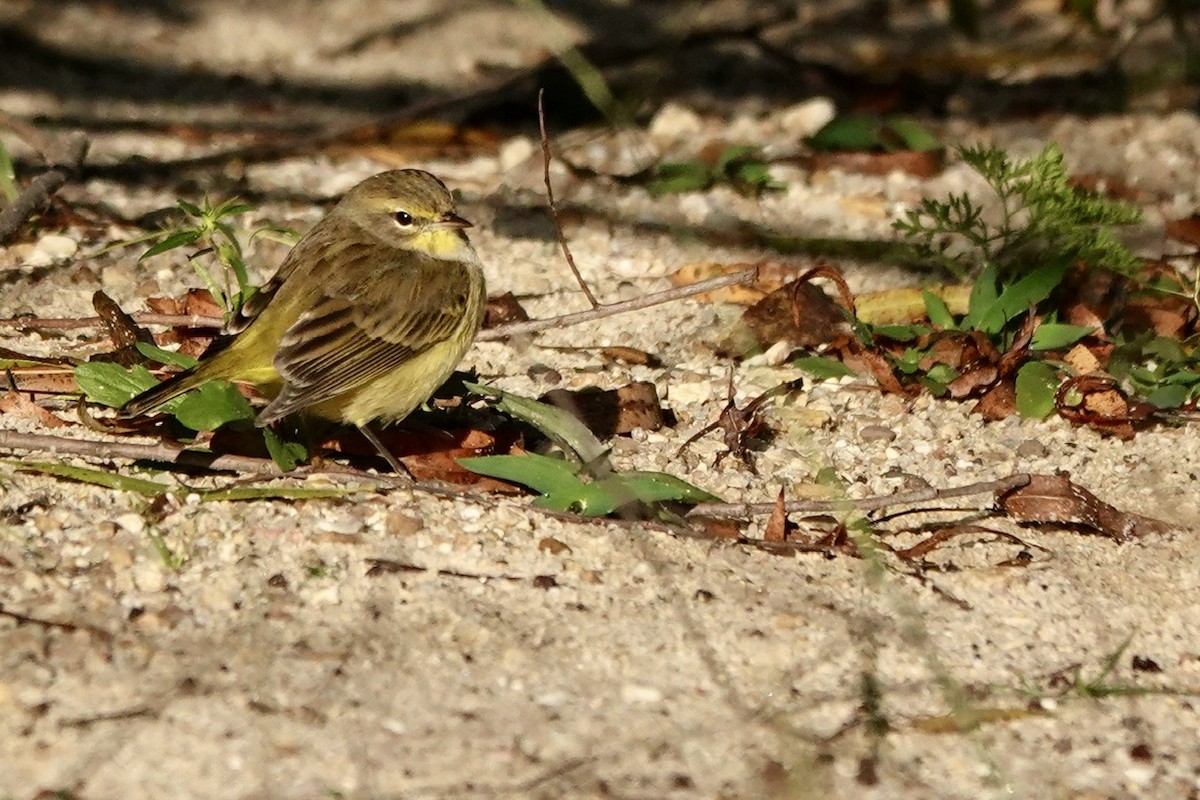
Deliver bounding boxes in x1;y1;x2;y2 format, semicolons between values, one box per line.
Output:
895;143;1143;279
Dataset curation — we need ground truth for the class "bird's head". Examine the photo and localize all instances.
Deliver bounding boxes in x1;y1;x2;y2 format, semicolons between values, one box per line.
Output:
338;169;475;261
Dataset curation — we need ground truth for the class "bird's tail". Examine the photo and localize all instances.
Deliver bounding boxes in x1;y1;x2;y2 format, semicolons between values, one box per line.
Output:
120;367;211;419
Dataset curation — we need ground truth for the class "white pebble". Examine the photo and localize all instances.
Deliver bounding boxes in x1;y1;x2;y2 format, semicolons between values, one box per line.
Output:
35;234;78;261
779;97;837;138
620;684;663;705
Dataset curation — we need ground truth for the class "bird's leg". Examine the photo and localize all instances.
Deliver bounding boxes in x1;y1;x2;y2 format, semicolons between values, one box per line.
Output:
356;424;413;479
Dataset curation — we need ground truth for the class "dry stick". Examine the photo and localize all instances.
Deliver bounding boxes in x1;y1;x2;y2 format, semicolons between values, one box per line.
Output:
0;130;89;244
479;265;761;340
1;267;763;338
0;429;1027;528
0;110;62;160
537;88;600;308
692;473;1031;518
0;429;280;475
0;312;223;331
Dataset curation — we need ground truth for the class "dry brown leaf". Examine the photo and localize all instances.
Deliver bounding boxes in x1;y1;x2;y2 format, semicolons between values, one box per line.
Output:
483;292;530;329
540;382;670;438
0;391;66;428
763;487;788;542
972;378;1016;420
1165;213;1200;246
997;473;1171;541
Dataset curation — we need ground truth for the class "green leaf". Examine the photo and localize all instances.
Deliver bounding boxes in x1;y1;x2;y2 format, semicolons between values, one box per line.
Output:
923;289;958;329
1015;361;1061;419
1030;323;1096;351
962;263;1000;331
806;115;883;152
263;427;307;471
973;260;1068;335
177;199;203;217
135;342;199;369
883;119;942;152
1144;383;1193;410
10;460;172;496
74;362;160;407
171;380;255;431
607;471;721;505
465;383;610;471
140;229;201;259
458;452;583;496
792;356;858;380
647;162;713;196
715;145;758;172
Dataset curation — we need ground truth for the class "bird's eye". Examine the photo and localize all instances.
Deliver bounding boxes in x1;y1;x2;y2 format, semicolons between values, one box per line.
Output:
394;210;414;226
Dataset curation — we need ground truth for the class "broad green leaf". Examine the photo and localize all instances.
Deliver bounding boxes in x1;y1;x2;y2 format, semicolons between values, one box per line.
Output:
1162;368;1200;385
1144;383;1193;410
1030;323;1096;351
923;289;957;329
533;482;627;516
792;356;858;380
608;471;721;505
465;383;610;470
806;115;882;152
884;119;942;152
973;260;1067;335
140;229;201;259
74;362;160;407
172;380;255;431
1015;361;1061;419
135;342;198;369
962;263;1000;331
458;452;583;496
263;427;307;471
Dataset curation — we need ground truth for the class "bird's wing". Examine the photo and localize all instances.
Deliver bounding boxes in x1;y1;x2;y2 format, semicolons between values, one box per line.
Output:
256;248;478;424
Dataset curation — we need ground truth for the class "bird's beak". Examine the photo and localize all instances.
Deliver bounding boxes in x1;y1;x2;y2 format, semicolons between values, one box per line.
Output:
436;212;472;229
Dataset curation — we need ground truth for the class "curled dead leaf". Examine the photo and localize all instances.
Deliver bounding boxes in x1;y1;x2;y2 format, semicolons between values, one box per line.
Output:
997;473;1171;541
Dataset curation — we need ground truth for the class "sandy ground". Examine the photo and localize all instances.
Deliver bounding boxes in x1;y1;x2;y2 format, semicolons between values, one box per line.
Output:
1;3;1199;799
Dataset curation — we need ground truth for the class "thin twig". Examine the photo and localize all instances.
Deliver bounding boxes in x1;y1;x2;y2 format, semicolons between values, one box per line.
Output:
537;88;599;308
0;312;224;332
0;429;279;474
0;131;89;244
3;266;764;339
691;474;1032;518
0;110;62;161
479;264;761;340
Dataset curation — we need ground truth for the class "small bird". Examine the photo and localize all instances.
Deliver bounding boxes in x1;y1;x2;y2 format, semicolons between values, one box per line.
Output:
121;169;487;473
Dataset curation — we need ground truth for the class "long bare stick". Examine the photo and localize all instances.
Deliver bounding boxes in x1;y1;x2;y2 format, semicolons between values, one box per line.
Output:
537;89;600;308
0;312;223;332
479;264;760;340
0;429;280;474
692;474;1031;518
0;130;89;244
3;267;763;339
